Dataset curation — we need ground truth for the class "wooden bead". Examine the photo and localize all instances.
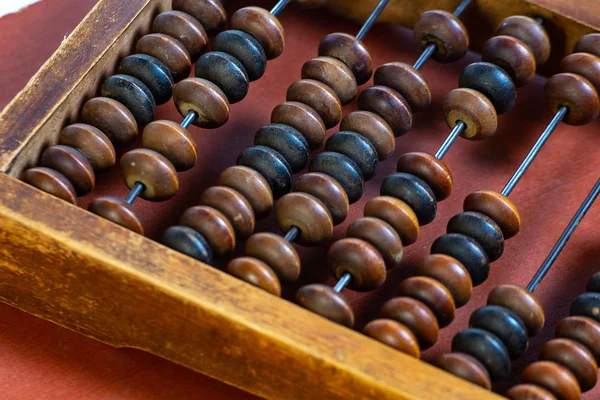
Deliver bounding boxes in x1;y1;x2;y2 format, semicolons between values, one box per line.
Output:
507;384;558;400
571;292;600;323
231;6;284;60
59;123;116;171
459;62;517;115
413;10;469;62
213;30;266;81
396;152;452;201
364;319;420;358
340;111;394;160
296;284;354;327
81;97;138;146
452;328;511;381
447;211;504;262
161;225;212;264
546;72;600;126
327;238;386;291
88;196;144;235
245;233;301;282
41;145;95;196
495;16;550;65
381;297;439;349
398;276;455;327
318;32;372;85
101;74;155;126
120;149;178;201
374;62;431;111
364;196;419;246
346;217;403;269
325;131;378;180
470;305;528;359
381;173;436;225
219;166;273;219
415;254;472;308
464;190;521;239
483;35;536;87
286;79;342;129
21;167;76;204
136;33;191;82
309;152;363;204
301;56;357;105
152;10;208;62
521;361;581;400
173;77;230;128
561;53;600;94
443;88;498;140
237;146;292;199
540;338;598;392
171;0;226;35
195;51;249;104
271;101;326;149
431;233;490;287
200;186;255;238
142;120;197;171
358;85;412;137
435;353;492;390
556;316;600;362
254;123;309;173
575;33;600;59
587;272;600;293
276;192;333;244
180;206;235;256
118;54;173;105
227;257;281;297
293;172;348;225
488;284;544;335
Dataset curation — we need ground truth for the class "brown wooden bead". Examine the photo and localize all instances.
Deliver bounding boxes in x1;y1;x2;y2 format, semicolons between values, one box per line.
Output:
340;111;394;160
301;56;357;105
328;238;386;292
120;149;178;201
435;353;492;390
271;101;326;149
276;192;333;245
464;190;521;239
231;6;284;60
136;33;191;82
575;33;600;58
398;276;455;327
540;338;598;392
561;53;600;94
21;167;76;204
180;206;235;256
227;257;281;296
483;35;536;87
296;284;354;327
293;172;348;225
346;217;403;269
41;145;95;196
59;123;116;171
413;10;469;62
416;254;472;308
443;88;498;140
245;233;301;282
380;297;439;349
219;166;273;219
286;79;342;129
81;97;138;146
545;72;600;126
364;196;419;246
488;284;544;335
374;62;431;112
522;361;581;400
495;16;550;65
358;85;412;137
142;120;197;171
507;384;558;400
152;10;208;62
556;316;600;362
364;319;420;358
318;32;373;85
200;186;255;238
396;152;452;201
88;196;144;234
173;77;230;128
172;0;226;36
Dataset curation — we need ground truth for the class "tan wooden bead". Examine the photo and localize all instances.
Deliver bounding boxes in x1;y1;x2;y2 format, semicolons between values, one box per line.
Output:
173;78;230;128
136;33;191;82
152;10;208;62
59;123;116;171
318;32;373;85
142;120;197;172
88;196;144;235
545;72;600;126
21;167;76;204
81;97;138;146
228;257;281;296
561;53;600;95
346;217;403;269
358;85;412;137
364;196;419;246
488;284;544;335
507;384;557;400
293;172;349;225
340;111;394;161
575;33;600;58
286;79;342;129
555;316;600;362
120;149;179;201
245;232;301;282
41;145;95;196
276;192;333;245
482;35;536;87
302;56;357;105
416;254;472;308
180;205;235;256
271;101;326;149
219;166;273;219
540;338;598;392
464;190;521;239
521;361;581;400
172;0;226;35
414;10;469;62
231;6;284;60
495;15;550;65
399;276;456;327
381;296;439;349
296;284;354;327
200;186;255;238
374;62;431;112
364;319;420;358
328;238;386;292
435;353;492;390
396;152;452;201
443;88;498;140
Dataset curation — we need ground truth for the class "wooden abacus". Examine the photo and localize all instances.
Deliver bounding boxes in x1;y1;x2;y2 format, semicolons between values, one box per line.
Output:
1;0;600;399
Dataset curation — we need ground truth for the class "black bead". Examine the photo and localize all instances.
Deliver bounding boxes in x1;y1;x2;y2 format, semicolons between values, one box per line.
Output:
459;62;516;114
118;54;174;105
161;225;213;264
309;151;363;204
237;145;292;199
452;327;511;381
587;272;600;293
447;211;504;262
570;292;600;323
101;74;156;126
254;123;309;173
325;131;378;180
431;233;490;286
195;51;249;104
213;30;266;81
380;173;436;225
469;305;528;359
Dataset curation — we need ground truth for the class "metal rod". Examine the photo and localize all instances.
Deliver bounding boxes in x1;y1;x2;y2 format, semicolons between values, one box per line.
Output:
501;106;568;196
271;0;292;16
181;111;198;129
526;178;600;292
413;44;436;71
125;182;145;204
355;0;390;41
453;0;474;18
435;121;466;159
284;226;300;242
333;273;352;293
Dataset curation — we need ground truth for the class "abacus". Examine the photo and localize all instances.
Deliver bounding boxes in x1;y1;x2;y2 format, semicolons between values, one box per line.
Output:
1;0;600;399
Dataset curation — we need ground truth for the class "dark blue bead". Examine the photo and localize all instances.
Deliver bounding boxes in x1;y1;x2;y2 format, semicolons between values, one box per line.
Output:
469;305;528;359
101;74;156;126
254;124;309;173
459;62;516;114
161;225;213;264
447;211;504;261
452;327;511;381
587;272;600;293
570;292;600;323
431;233;490;286
237;145;292;199
195;51;249;104
380;172;436;225
119;54;173;105
325;131;378;180
213;30;266;81
309;152;363;203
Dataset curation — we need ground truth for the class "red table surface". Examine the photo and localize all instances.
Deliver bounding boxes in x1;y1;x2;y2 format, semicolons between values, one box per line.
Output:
1;0;600;399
